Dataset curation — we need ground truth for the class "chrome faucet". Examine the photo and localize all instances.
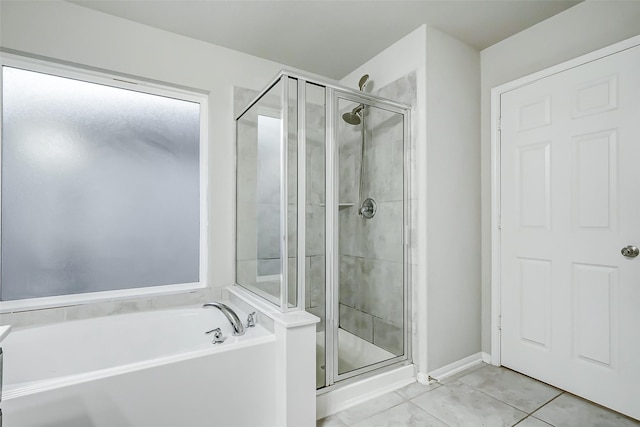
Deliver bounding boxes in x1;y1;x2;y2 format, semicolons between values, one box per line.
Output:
203;302;245;336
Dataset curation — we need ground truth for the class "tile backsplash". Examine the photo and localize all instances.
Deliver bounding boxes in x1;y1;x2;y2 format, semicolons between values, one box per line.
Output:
0;286;223;328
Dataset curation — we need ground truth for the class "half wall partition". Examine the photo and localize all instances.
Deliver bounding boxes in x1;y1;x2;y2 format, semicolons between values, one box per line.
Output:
236;71;410;390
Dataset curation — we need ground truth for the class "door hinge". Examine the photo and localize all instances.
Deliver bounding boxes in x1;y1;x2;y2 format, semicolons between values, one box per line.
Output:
498;116;502;132
498;214;502;230
498;315;502;331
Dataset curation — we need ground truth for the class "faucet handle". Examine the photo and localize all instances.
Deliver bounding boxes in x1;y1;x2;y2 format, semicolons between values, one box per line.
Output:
246;312;257;328
205;327;226;344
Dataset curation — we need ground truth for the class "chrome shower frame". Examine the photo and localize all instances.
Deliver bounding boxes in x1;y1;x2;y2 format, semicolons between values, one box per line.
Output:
235;70;412;389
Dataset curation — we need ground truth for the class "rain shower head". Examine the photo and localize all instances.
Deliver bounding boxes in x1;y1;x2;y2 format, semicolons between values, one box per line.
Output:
342;104;364;125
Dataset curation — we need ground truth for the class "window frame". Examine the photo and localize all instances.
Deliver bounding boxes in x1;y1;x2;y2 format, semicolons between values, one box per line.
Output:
0;53;209;313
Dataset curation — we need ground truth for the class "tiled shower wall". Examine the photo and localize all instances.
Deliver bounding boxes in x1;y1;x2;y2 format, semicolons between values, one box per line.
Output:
338;73;417;356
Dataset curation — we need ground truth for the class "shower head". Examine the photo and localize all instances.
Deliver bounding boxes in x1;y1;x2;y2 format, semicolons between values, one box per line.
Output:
342;105;364;125
342;111;361;125
358;74;370;91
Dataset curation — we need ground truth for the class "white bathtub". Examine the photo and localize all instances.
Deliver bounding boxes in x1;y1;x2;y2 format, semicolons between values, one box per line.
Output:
2;303;278;427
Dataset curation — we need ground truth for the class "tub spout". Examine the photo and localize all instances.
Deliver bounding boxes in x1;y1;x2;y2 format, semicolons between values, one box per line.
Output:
203;302;245;336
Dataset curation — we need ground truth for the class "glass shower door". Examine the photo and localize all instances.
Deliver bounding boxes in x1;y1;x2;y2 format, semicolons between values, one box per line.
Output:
333;94;407;379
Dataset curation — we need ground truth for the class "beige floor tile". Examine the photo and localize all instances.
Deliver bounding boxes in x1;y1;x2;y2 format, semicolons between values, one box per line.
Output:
351;401;448;427
458;365;561;413
336;392;405;425
317;414;349;427
394;381;441;400
516;416;554;427
412;381;527;426
533;393;640;427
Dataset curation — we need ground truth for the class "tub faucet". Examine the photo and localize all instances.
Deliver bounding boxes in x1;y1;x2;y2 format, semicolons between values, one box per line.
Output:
203;302;245;336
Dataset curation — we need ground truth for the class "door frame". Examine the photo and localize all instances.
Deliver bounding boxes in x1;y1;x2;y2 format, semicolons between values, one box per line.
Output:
490;34;640;366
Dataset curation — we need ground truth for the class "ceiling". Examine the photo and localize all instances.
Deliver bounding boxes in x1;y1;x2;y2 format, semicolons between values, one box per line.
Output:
69;0;582;80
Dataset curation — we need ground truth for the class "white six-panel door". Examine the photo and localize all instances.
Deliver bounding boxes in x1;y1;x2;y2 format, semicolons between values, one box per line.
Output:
500;44;640;420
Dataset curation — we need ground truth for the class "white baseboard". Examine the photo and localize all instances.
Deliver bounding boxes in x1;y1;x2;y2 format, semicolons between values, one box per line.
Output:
428;352;486;382
316;365;415;420
481;352;492;364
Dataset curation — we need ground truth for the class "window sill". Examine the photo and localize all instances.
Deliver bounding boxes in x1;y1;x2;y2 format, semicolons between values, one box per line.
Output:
0;282;206;314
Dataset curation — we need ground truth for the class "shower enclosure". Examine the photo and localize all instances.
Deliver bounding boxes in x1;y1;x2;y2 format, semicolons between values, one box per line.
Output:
235;71;410;389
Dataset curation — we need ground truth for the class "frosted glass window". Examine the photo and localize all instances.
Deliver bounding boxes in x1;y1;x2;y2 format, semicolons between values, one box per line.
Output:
1;66;201;301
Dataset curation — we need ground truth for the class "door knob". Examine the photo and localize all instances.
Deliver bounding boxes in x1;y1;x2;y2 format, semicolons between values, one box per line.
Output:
621;245;639;258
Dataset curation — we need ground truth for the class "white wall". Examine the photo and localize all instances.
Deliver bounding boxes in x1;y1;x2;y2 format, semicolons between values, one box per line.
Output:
342;24;482;375
480;1;640;353
424;27;480;371
341;25;427;93
0;0;292;324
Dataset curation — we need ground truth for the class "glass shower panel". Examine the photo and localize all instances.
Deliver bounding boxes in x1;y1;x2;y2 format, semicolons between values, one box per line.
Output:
236;79;284;307
304;82;326;388
336;98;405;376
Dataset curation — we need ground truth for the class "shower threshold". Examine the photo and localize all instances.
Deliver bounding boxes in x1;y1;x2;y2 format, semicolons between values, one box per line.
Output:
316;328;395;388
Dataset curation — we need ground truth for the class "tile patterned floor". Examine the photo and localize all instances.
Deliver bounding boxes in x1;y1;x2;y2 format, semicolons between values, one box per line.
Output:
317;363;640;427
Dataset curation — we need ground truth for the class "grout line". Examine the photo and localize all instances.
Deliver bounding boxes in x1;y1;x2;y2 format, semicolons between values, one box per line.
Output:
341;398;408;426
394;382;442;402
512;415;556;427
452;379;529;415
343;384;451;426
439;381;552;427
453;367;566;416
404;400;453;427
527;391;565;415
476;392;528;417
554;391;640;424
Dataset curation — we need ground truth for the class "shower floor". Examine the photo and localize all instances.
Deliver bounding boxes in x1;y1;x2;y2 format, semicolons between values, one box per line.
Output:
316;328;395;389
